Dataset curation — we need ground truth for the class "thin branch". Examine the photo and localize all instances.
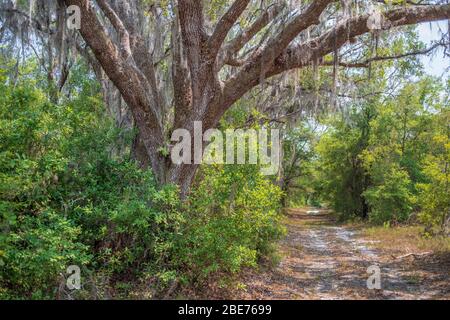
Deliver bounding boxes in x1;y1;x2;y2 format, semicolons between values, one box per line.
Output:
320;41;447;68
208;0;250;60
272;4;450;75
257;0;335;67
222;3;450;120
226;3;285;55
223;0;335;100
219;3;285;68
96;0;132;58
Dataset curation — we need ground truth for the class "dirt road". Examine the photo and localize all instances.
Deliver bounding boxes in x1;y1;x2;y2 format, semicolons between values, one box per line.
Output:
238;208;449;300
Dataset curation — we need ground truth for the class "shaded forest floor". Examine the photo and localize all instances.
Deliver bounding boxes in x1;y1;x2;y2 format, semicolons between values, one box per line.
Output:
230;208;450;300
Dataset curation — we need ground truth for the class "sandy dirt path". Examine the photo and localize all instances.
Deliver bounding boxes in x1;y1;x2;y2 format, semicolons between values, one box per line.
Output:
237;208;449;300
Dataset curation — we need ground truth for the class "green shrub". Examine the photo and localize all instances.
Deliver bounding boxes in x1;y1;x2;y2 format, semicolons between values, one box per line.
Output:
0;82;92;299
416;133;450;234
0;60;285;298
175;165;285;282
363;165;416;224
0;210;90;299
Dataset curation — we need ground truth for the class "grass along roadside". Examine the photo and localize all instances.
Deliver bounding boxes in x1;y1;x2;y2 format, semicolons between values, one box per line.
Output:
360;225;450;256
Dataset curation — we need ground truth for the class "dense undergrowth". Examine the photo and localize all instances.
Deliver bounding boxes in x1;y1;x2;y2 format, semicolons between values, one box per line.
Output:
299;78;449;234
0;61;284;299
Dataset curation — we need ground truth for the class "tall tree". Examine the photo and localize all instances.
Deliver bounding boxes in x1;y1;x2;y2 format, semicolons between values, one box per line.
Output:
6;0;450;197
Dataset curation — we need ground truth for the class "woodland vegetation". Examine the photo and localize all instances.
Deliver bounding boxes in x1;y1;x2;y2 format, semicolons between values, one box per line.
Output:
0;0;449;299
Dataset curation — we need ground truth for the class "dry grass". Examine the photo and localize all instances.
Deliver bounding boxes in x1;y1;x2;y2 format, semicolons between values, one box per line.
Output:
227;210;450;299
361;225;450;255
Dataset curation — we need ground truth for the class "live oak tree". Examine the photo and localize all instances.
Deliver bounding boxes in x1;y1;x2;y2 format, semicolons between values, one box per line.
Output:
4;0;450;197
